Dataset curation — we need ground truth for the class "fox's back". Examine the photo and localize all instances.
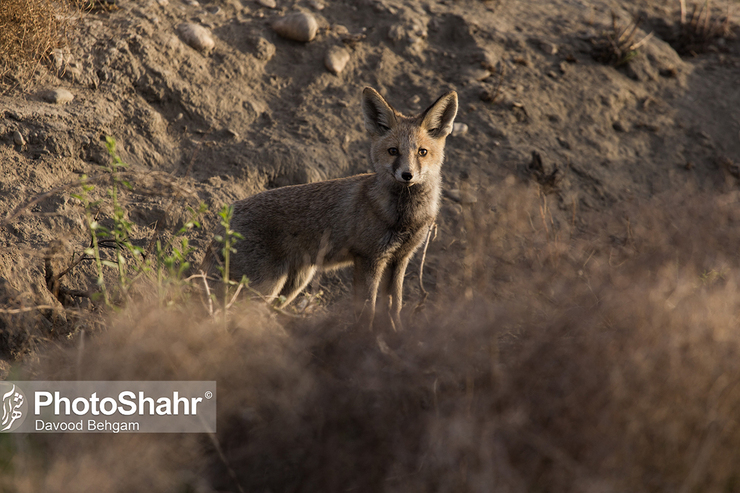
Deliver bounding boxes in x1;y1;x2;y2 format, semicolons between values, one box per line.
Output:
231;174;368;246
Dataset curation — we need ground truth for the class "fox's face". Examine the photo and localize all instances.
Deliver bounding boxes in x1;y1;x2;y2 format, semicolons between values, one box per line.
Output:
362;88;458;187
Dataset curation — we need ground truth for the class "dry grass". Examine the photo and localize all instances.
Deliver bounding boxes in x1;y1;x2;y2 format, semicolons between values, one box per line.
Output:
0;0;75;89
591;12;654;66
2;183;740;491
674;0;736;55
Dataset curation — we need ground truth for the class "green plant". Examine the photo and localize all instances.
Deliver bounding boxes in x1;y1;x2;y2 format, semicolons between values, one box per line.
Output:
154;203;207;303
71;174;111;307
68;136;208;309
213;205;246;324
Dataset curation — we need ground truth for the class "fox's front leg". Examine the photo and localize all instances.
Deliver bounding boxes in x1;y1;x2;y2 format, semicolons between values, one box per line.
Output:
353;257;387;330
384;256;411;331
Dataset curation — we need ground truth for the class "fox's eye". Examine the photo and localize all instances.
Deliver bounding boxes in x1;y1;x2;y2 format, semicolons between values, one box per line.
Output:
388;148;399;156
418;148;428;156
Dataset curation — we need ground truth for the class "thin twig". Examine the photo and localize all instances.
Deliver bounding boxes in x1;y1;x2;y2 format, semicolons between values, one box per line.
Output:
414;222;437;314
0;174;109;228
0;305;58;314
200;416;246;493
226;282;244;310
184;272;214;316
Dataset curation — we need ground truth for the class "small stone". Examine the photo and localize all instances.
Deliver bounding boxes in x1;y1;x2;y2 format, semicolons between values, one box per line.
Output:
272;12;318;43
51;49;67;71
452;122;468;137
253;37;275;61
12;130;26;146
156;0;168;5
659;67;678;78
539;40;558;55
178;23;215;52
324;46;350;75
206;5;221;14
444;189;462;202
333;25;349;36
479;87;500;103
183;0;199;5
41;88;74;104
257;0;276;7
468;67;491;82
444;189;476;204
461;190;478;204
308;0;324;9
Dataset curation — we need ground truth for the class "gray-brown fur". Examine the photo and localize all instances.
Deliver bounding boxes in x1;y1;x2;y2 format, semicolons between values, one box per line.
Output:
201;87;458;329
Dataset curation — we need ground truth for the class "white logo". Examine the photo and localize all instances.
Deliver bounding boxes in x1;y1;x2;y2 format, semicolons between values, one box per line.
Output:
1;384;27;432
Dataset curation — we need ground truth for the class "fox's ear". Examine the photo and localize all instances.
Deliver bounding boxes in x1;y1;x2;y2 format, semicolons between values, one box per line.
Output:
362;87;397;136
421;91;458;139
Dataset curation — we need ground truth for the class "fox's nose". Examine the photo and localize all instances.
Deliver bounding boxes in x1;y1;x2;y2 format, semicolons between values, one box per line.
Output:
401;172;413;181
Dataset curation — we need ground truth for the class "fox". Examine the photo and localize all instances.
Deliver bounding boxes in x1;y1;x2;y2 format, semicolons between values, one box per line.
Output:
200;87;458;329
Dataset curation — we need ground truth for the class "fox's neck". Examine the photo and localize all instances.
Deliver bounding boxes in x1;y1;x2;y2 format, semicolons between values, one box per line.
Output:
369;173;440;230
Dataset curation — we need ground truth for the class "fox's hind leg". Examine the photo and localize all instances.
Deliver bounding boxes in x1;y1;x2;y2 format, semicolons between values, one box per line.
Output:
277;266;317;307
248;273;289;303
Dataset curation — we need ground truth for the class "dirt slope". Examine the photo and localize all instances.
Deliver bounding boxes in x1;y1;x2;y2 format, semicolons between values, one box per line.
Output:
0;0;738;346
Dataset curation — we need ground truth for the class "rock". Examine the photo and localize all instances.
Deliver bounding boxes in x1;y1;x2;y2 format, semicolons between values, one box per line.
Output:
444;189;476;204
461;190;478;204
467;67;491;82
253;37;276;61
272;12;318;43
333;24;349;36
12;130;26;146
324;46;350;75
257;0;276;7
387;16;428;56
51;49;70;72
183;0;199;5
444;189;460;202
308;0;324;9
178;23;215;52
452;122;468;137
41;88;74;105
206;5;221;14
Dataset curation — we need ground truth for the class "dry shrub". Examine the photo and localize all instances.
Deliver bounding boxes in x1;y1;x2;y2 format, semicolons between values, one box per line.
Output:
591;12;654;66
5;184;740;492
0;0;74;88
674;0;736;55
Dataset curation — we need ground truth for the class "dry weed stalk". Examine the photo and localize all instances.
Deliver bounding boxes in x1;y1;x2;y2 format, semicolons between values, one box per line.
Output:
676;0;735;54
592;12;654;66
